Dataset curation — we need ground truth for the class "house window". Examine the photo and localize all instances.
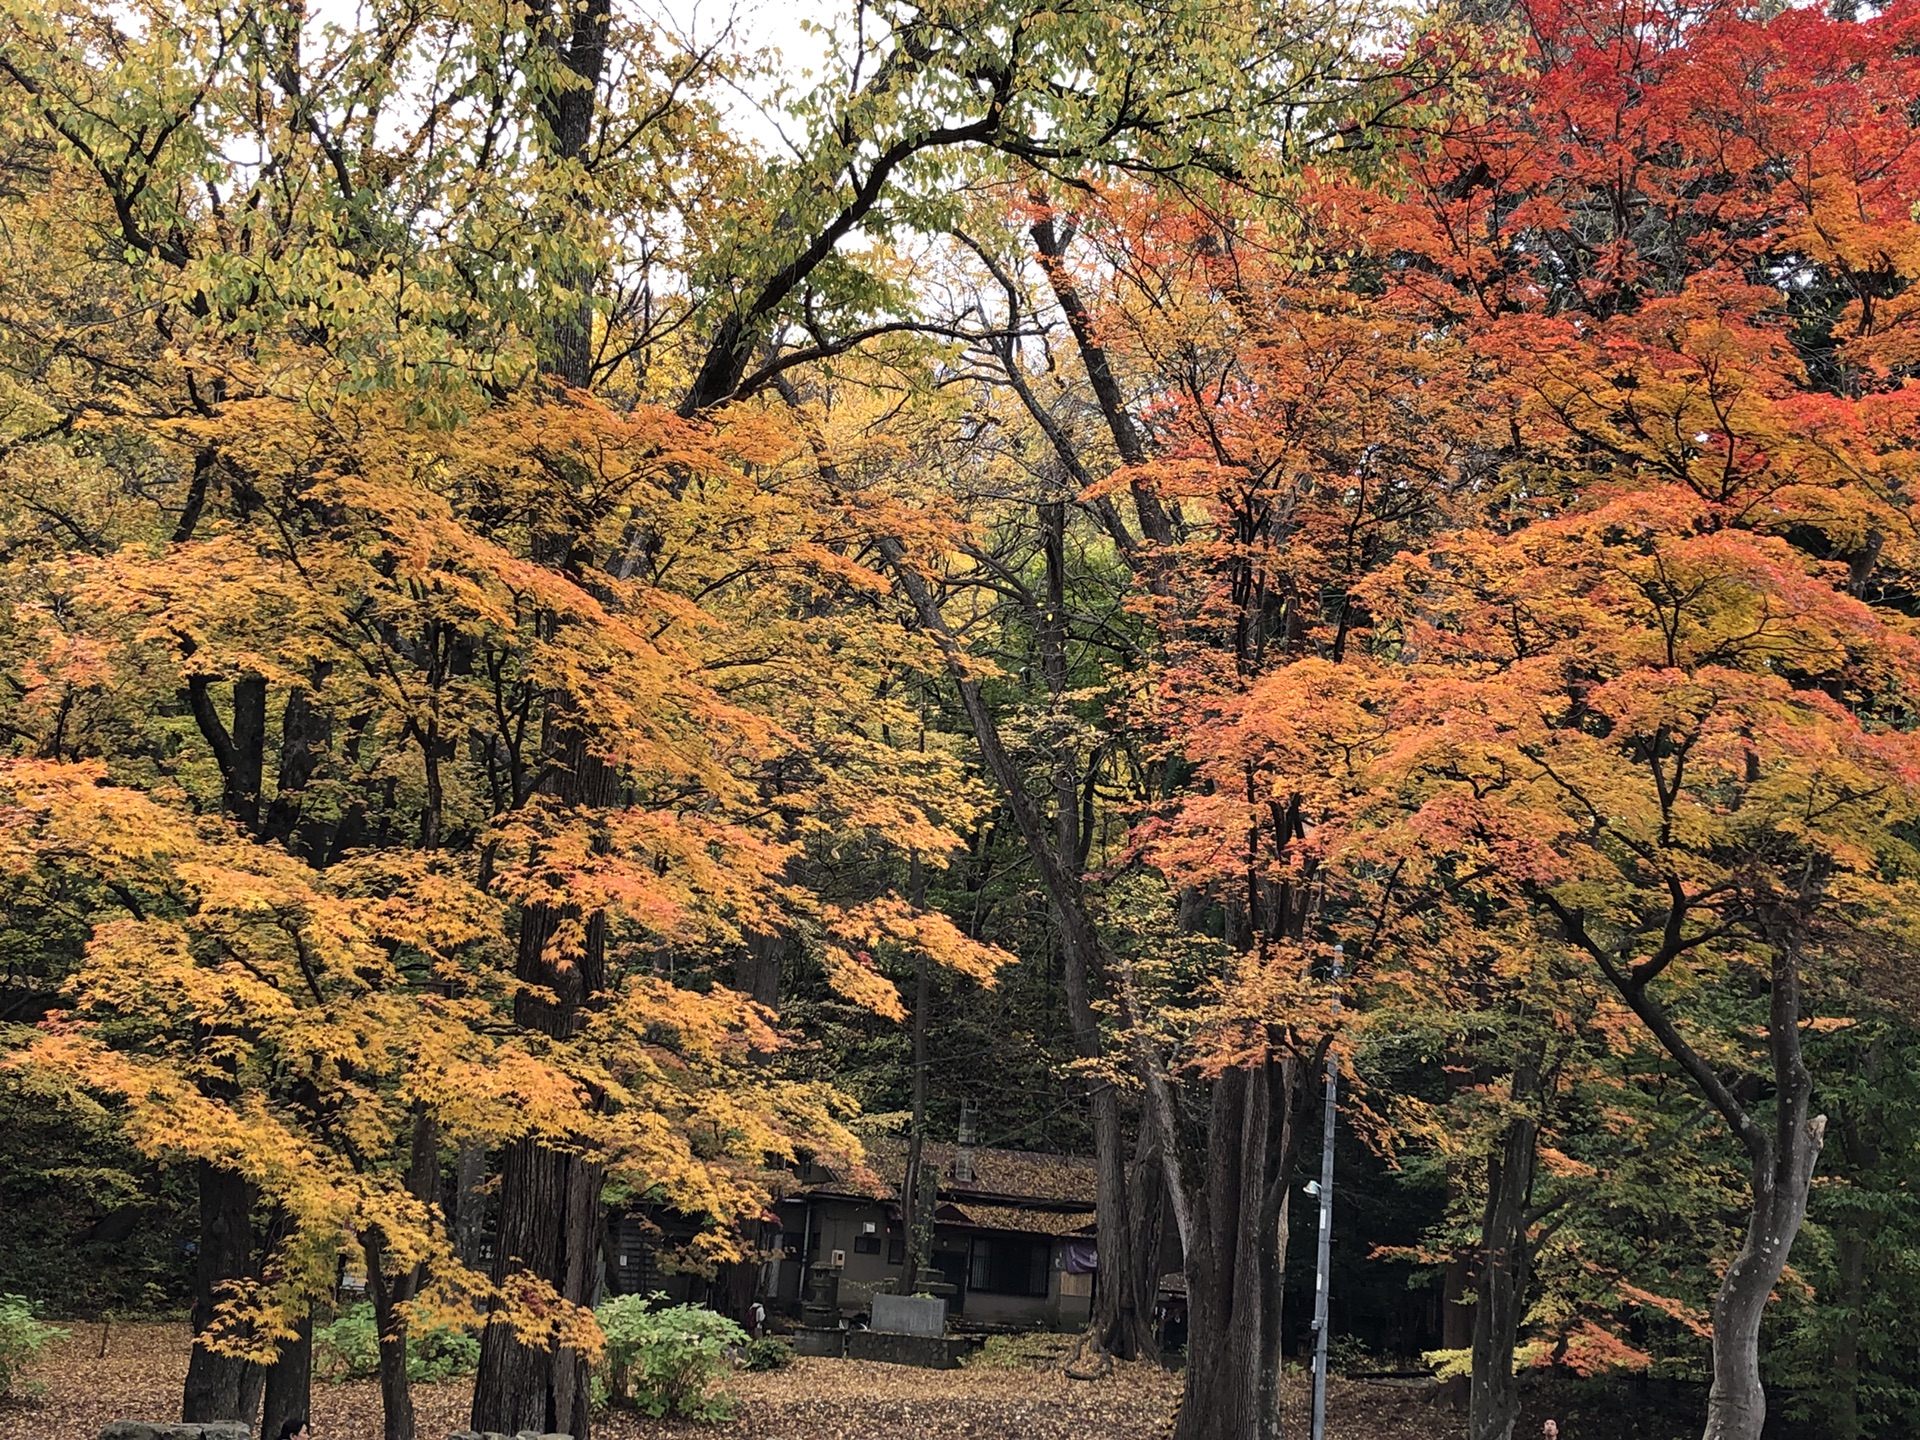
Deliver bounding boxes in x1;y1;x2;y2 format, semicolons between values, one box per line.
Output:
968;1236;1049;1297
854;1234;882;1255
888;1234;905;1265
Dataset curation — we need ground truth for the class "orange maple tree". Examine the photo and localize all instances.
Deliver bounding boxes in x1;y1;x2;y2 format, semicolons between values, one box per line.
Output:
1124;4;1920;1440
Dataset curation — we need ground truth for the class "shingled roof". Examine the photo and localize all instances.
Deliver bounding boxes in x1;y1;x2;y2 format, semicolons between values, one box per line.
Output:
806;1136;1098;1209
941;1202;1097;1237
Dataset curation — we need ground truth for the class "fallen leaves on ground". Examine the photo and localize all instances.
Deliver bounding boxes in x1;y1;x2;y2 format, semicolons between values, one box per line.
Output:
1;1324;1466;1440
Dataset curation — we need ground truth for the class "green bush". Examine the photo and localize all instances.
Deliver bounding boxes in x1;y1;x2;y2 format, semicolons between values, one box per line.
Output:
966;1331;1075;1371
740;1335;793;1373
0;1294;65;1398
312;1302;479;1384
594;1295;748;1421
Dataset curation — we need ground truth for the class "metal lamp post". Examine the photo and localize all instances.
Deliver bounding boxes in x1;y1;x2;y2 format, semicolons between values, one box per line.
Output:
1310;942;1342;1440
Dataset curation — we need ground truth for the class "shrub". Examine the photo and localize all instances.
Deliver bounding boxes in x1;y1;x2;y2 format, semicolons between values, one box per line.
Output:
0;1294;64;1398
405;1317;481;1384
740;1335;793;1373
594;1295;748;1421
966;1331;1075;1371
312;1302;479;1384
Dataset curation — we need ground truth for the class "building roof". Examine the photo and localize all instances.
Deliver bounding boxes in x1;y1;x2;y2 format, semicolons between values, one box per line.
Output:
804;1137;1099;1210
942;1202;1097;1237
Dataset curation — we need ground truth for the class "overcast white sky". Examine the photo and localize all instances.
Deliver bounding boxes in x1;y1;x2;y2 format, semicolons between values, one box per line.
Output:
643;0;840;150
295;0;844;153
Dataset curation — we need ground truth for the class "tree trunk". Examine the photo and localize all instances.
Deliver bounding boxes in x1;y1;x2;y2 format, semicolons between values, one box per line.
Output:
873;532;1151;1359
1172;1058;1304;1440
1827;1044;1882;1440
472;733;614;1438
732;928;787;1009
368;1109;440;1440
451;1143;489;1271
1258;1186;1291;1432
711;1259;760;1326
261;664;332;856
1439;1258;1473;1411
366;1231;417;1440
1087;1082;1149;1358
229;675;268;829
473;1136;604;1437
472;0;619;1412
900;893;934;1296
1127;1123;1169;1354
1468;1092;1540;1440
259;1309;311;1440
182;1162;262;1424
259;1203;312;1440
1703;1159;1819;1440
1700;909;1826;1440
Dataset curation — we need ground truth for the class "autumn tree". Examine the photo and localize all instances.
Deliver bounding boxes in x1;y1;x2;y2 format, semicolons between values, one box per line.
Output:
1144;6;1920;1440
0;7;1018;1437
746;0;1407;1363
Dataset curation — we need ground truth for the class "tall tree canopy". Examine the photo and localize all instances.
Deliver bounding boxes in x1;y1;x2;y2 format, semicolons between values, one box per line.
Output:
4;1;1920;1440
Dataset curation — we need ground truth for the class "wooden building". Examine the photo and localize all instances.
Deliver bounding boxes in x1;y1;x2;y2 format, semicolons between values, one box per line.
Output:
769;1138;1099;1331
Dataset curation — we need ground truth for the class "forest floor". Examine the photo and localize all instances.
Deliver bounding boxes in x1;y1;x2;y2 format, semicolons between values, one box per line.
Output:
0;1322;1682;1440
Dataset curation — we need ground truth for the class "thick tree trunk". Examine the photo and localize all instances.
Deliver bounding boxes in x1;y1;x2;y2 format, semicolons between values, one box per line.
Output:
1468;1096;1539;1440
732;928;787;1009
1127;1124;1169;1352
259;1203;312;1440
262;665;332;856
1702;1152;1821;1440
711;1259;759;1326
476;0;622;1409
472;732;613;1438
182;1162;262;1424
259;1310;311;1440
1258;1187;1291;1432
1088;1083;1149;1358
473;1137;603;1436
1172;1059;1303;1440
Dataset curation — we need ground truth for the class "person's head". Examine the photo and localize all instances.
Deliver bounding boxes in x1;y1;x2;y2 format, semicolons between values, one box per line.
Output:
277;1416;311;1440
1543;1421;1559;1440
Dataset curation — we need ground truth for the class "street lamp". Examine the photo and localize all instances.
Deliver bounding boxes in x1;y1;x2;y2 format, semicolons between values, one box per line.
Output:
1310;943;1342;1440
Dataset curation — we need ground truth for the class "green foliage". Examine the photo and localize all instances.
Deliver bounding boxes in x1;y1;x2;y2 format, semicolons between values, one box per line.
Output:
1762;1019;1920;1439
0;1033;193;1316
312;1303;479;1384
739;1335;793;1373
594;1296;748;1421
0;1294;64;1398
1325;1334;1386;1378
966;1331;1076;1370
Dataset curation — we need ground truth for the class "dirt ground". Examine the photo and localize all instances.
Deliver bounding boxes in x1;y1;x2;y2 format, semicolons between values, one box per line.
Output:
0;1323;1475;1440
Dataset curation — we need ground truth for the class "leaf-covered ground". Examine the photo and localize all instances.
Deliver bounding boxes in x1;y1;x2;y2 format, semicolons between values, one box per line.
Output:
0;1323;1491;1440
